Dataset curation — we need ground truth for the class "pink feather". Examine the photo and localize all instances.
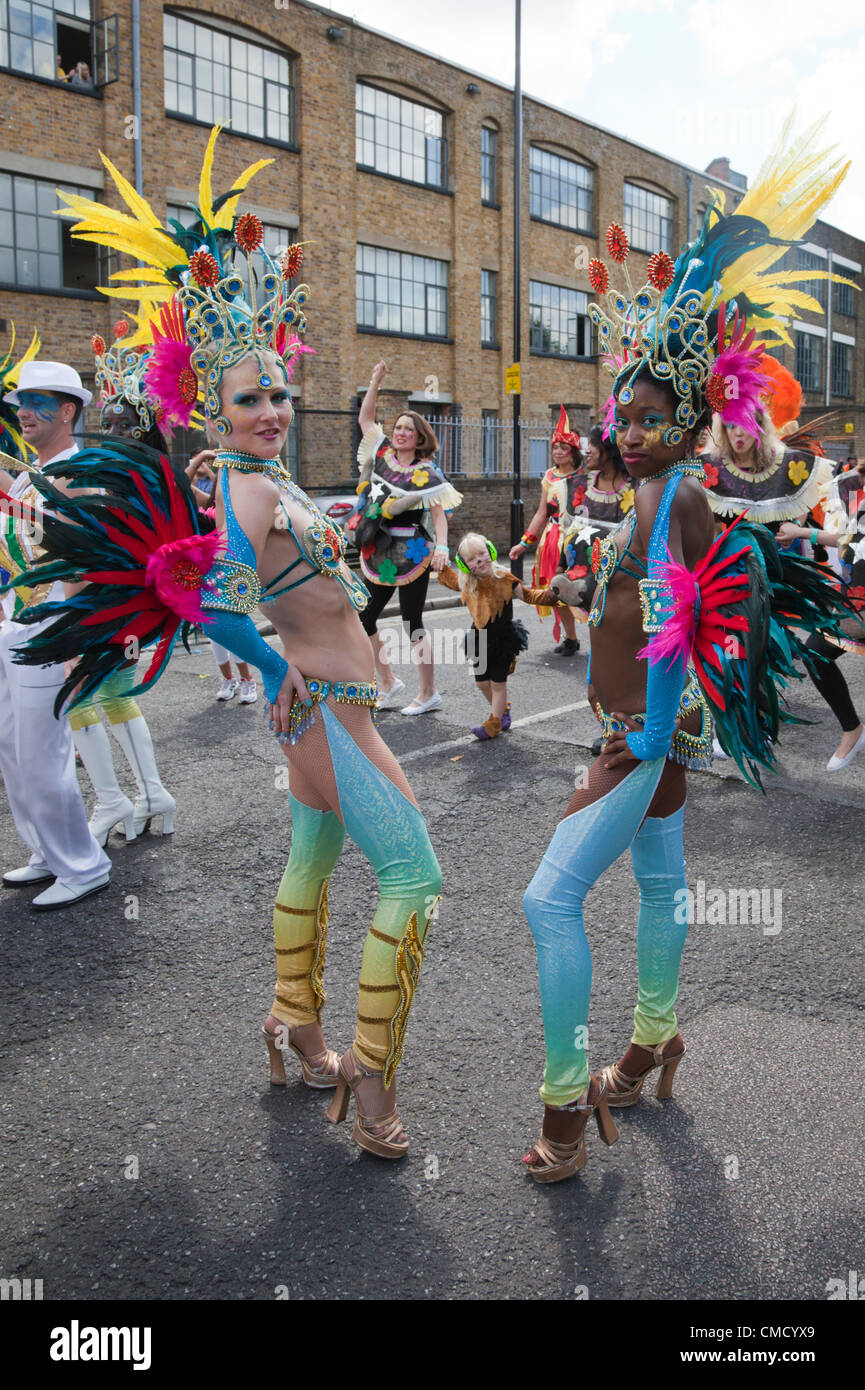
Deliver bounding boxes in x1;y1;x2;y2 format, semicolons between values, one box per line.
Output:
601;392;616;441
144;531;225;623
276;330;317;380
638;557;699;670
713;304;769;438
145;334;197;429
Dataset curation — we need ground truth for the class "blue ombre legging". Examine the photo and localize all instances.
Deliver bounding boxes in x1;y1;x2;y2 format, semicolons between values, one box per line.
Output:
270;701;442;1086
523;756;688;1106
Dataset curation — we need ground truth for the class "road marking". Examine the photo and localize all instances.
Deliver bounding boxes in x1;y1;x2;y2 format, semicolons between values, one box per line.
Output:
398;699;591;762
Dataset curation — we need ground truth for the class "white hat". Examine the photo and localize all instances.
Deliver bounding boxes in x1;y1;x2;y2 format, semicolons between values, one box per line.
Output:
3;360;92;408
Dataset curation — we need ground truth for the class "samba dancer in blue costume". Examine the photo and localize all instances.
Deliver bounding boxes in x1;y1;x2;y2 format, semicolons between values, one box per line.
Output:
521;119;861;1182
7;129;441;1161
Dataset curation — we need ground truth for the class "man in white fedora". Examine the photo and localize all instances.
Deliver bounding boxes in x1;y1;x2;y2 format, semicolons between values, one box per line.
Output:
0;361;111;908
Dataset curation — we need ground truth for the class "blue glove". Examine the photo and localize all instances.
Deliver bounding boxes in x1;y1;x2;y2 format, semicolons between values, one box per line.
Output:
200;610;288;704
626;476;687;761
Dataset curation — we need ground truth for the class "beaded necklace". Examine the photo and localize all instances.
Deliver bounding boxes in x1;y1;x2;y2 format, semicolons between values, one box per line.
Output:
215;449;293;490
640;458;706;485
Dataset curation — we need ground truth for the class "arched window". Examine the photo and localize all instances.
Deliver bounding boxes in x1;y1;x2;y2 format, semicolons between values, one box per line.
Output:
163;10;295;146
356;80;448;190
529;146;594;234
623;181;674;254
481;122;499;206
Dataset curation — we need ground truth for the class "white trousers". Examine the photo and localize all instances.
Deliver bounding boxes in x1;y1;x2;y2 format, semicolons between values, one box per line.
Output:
0;618;111;884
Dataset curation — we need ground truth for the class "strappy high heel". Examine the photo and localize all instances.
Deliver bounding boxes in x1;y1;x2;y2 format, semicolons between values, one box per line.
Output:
600;1035;686;1108
523;1075;619;1184
262;1023;340;1089
326;1047;409;1159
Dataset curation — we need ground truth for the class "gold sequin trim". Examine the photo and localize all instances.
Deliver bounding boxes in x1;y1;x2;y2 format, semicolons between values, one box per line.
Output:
382;912;425;1088
359;981;400;992
308;881;329;1017
274;903;316;916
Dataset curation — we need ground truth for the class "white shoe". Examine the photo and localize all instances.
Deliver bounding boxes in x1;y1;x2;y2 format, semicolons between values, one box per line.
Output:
238;678;257;705
376;677;406;710
400;691;442;716
3;864;54;888
216;678;238;701
712;736;728;761
826;726;865;772
32;873;110;911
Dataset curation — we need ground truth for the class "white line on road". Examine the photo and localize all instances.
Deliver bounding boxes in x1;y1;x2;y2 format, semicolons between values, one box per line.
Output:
398;699;590;763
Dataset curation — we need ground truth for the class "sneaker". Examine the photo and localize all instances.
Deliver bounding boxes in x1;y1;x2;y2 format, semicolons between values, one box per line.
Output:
216;678;238;701
238;679;257;705
553;637;580;656
712;736;728;761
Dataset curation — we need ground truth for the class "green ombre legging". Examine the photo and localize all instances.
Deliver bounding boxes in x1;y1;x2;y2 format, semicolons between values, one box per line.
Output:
523;757;688;1106
67;665;141;731
269;704;442;1086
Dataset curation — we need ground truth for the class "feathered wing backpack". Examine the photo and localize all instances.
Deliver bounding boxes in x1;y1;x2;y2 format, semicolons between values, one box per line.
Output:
644;514;865;788
0;439;220;716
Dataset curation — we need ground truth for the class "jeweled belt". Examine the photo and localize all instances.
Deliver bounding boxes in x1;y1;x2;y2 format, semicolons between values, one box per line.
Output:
267;677;378;746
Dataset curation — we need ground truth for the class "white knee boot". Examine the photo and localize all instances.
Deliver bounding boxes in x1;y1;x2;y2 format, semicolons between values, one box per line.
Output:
73;724;137;846
109;716;176;837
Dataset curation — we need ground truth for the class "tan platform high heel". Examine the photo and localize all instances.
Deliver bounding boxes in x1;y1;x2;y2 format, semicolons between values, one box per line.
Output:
262;1022;340;1089
326;1047;409;1159
600;1035;686;1108
523;1075;620;1184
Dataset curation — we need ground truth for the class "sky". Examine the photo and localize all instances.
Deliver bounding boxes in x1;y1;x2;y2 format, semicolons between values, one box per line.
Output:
330;0;864;236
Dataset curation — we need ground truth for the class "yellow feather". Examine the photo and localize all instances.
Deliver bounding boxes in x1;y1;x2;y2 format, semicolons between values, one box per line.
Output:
19;327;41;368
98;151;163;230
109;267;175;282
215;157;274;229
198;124;221;228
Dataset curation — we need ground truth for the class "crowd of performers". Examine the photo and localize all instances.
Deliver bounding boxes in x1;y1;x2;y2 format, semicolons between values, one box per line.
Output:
1;119;864;1177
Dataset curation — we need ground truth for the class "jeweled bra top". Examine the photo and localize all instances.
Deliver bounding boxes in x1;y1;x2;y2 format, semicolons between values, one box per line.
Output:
215;450;369;612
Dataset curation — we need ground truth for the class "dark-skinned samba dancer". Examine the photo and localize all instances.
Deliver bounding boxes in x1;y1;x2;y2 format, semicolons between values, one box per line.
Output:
520;117;862;1182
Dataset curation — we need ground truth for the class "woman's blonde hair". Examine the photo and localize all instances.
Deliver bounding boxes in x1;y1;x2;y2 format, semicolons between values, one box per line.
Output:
711;406;781;469
391;410;439;460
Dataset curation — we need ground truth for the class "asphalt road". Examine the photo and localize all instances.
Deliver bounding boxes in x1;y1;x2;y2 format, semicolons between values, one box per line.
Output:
1;602;864;1302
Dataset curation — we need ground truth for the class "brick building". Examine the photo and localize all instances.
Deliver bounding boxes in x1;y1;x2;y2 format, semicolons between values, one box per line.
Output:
1;0;862;528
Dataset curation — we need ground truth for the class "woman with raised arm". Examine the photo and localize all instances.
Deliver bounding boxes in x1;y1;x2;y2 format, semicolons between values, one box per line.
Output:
355;361;461;714
10;130;442;1161
520;121;860;1182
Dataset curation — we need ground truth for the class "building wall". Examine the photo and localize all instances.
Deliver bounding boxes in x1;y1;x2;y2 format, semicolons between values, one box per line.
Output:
1;0;862;486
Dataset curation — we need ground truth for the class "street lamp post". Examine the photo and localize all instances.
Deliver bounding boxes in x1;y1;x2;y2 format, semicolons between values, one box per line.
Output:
510;0;524;575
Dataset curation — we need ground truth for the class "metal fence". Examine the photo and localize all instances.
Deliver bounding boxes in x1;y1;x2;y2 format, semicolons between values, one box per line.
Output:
81;411;561;489
425;416;556;479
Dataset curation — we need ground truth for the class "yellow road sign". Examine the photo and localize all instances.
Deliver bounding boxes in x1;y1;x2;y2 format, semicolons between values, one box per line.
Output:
505;362;521;395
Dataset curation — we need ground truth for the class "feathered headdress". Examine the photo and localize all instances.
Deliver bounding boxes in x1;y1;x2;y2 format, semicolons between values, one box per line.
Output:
91;317;164;440
0;324;41;459
590;115;855;443
57;125;311;434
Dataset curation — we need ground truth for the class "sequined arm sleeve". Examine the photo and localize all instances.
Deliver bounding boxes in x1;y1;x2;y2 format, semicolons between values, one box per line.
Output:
626;478;688;761
200;567;288;703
